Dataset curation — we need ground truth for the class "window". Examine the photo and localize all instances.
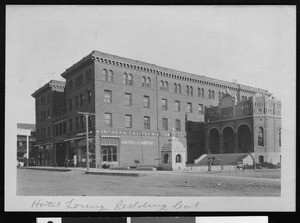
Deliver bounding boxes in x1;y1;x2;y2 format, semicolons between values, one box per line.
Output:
128;74;133;85
198;88;201;97
162;118;168;130
164;153;169;163
279;128;281;146
69;119;73;132
142;76;146;87
212;90;215;99
201;88;204;98
219;91;222;100
160;80;164;90
69;98;72;111
175;154;182;163
75;96;79;108
146;77;151;88
108;70;113;82
125;115;132;128
143;96;150;108
47;109;50;118
123;73;128;84
102;69;108;81
104;90;112;103
125;93;132;106
259;155;264;163
175;119;181;131
190;86;193;96
88;116;92;128
178;84;181;94
144;116;150;129
87;90;92;104
208;90;211;99
102;146;117;162
174;83;178;93
175;101;180;112
187;102;192;113
164;81;169;91
105;113;112;127
76;117;79;130
162;99;168;110
80;116;84;129
198;104;204;114
258;127;264;146
186;85;189;95
80;93;84;107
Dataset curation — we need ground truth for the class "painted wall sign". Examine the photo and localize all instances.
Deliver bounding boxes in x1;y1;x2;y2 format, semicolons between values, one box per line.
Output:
121;140;154;145
98;129;185;138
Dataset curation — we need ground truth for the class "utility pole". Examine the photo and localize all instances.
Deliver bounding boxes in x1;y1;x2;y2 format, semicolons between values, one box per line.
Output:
78;111;95;171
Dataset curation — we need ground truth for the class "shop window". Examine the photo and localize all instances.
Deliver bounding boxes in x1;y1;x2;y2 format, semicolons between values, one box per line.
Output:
102;146;117;162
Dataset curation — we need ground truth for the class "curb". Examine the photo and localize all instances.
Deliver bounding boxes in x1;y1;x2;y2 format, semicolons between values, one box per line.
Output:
22;167;72;172
85;171;146;177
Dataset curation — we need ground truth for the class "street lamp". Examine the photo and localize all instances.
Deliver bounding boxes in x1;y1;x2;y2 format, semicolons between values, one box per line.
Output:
78;111;95;171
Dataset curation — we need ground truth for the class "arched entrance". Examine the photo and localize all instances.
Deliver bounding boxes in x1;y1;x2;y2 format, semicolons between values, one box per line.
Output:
223;126;235;153
237;124;252;153
208;128;220;154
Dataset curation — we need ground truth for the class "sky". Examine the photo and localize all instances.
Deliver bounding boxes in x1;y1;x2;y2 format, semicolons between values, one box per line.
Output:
6;5;296;124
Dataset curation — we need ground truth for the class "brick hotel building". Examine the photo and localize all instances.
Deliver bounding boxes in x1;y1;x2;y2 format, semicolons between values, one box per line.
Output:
32;50;279;167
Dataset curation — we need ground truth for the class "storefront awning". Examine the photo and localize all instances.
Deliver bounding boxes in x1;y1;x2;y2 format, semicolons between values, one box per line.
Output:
100;135;120;139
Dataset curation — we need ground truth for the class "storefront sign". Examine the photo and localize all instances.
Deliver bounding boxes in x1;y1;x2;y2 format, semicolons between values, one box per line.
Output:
121;140;154;145
98;129;185;138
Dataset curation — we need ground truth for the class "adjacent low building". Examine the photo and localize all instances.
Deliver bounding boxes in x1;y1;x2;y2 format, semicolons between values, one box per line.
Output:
31;50;279;168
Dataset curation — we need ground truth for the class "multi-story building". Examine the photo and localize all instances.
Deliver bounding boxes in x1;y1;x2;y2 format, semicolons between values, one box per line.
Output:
205;90;281;164
32;50;272;168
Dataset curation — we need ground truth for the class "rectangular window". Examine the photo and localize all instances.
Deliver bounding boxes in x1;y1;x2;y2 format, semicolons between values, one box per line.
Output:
143;95;150;108
105;113;112;127
80;94;84;107
125;93;132;106
162;98;168;110
125;114;132;128
87;90;92;104
76;117;79;130
175;119;181;131
162;118;168;130
75;96;79;108
88;116;92;128
198;104;203;114
175;100;180;112
80;116;84;129
144;116;150;129
69;98;72;111
104;90;112;103
187;102;192;113
69;119;73;132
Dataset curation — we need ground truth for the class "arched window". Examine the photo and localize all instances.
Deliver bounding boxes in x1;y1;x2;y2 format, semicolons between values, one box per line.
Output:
279;128;281;146
123;73;128;84
201;88;204;98
102;69;108;81
174;83;178;93
178;84;181;94
186;85;189;95
198;88;201;97
160;80;164;90
190;86;193;96
128;74;133;85
165;81;169;91
164;153;169;163
142;76;146;87
258;127;264;146
108;70;113;82
212;90;215;99
208;90;212;99
146;77;151;88
219;91;221;99
175;154;182;163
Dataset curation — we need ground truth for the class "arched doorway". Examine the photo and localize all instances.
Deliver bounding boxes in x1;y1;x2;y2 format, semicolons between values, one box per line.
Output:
209;128;220;154
237;124;252;153
223;126;235;153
